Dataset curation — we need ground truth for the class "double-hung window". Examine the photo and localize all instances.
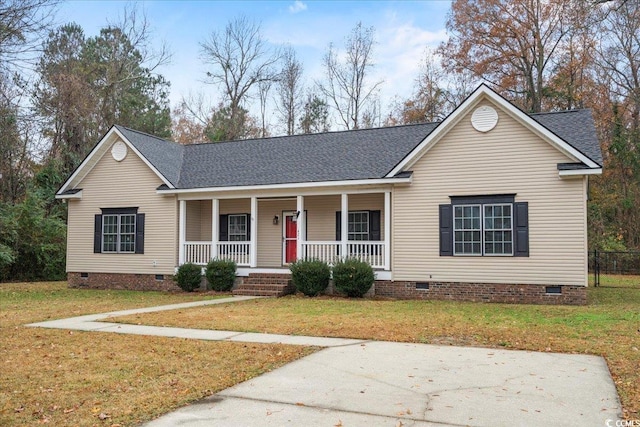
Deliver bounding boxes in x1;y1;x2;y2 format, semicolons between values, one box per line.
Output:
453;203;512;255
96;208;144;254
102;213;136;253
228;214;248;241
440;195;527;257
348;211;370;241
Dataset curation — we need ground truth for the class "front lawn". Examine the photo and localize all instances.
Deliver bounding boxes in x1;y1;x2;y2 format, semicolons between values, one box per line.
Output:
112;275;640;420
0;282;313;426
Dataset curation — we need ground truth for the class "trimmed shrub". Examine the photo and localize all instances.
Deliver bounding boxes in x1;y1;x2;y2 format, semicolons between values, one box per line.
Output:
332;258;375;298
289;259;331;296
205;258;237;291
174;263;202;292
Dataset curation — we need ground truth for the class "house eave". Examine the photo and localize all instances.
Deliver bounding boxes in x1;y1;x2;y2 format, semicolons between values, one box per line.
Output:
157;176;413;196
558;168;602;177
55;189;83;199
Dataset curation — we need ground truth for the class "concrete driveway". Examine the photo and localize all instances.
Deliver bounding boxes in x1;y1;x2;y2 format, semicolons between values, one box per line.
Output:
28;297;622;426
145;341;621;427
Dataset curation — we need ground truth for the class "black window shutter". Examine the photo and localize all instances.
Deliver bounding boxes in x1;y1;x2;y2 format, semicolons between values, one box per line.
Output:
439;204;453;256
369;210;381;241
246;213;251;241
94;214;102;253
135;213;145;254
514;202;529;257
219;215;229;241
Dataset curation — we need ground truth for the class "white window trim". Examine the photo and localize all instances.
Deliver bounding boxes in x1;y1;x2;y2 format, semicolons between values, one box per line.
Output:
228;214;248;242
348;210;369;241
102;214;136;253
453;203;514;257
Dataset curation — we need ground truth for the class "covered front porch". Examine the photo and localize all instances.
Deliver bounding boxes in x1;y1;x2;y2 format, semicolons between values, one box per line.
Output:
178;191;391;274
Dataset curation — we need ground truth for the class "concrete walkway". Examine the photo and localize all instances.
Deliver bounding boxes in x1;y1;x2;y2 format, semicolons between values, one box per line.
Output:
27;297;623;426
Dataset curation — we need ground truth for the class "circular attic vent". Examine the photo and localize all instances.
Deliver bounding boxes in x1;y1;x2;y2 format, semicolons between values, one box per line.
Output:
471;105;499;132
111;141;128;162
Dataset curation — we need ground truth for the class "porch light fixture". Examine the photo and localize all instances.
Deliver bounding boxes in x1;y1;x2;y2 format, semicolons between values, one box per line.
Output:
273;215;279;225
292;211;300;222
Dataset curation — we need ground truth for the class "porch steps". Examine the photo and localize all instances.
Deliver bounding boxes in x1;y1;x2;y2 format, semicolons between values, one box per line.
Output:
233;273;295;297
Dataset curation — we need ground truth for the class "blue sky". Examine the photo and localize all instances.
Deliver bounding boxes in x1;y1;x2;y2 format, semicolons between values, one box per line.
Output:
57;1;451;118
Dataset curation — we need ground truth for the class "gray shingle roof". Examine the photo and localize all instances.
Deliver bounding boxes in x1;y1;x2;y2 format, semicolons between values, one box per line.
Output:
116;108;601;190
177;123;438;188
531;109;602;166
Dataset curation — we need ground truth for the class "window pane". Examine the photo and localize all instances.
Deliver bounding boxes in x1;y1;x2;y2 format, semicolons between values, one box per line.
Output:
229;215;247;241
348;211;369;241
453;205;481;254
483;204;512;255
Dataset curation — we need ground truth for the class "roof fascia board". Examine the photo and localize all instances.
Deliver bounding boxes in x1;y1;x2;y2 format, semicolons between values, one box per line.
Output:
157;176;412;196
386;85;598;177
559;168;602;177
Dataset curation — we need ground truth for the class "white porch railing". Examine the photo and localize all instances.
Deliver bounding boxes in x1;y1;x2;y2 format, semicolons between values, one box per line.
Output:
184;242;211;265
301;241;341;265
216;242;251;266
347;241;385;268
301;241;385;269
183;241;251;266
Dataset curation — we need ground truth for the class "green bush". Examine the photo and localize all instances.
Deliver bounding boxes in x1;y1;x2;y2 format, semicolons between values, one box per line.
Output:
174;263;202;292
205;258;237;291
289;259;331;296
332;258;375;298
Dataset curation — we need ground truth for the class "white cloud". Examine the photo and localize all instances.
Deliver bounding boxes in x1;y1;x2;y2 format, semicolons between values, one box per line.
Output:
289;1;307;14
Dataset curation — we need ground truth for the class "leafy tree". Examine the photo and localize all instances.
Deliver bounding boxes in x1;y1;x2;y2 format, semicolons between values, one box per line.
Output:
299;92;330;134
204;103;260;142
318;22;383;129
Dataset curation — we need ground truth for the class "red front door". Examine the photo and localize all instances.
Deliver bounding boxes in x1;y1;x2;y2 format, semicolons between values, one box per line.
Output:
284;215;297;264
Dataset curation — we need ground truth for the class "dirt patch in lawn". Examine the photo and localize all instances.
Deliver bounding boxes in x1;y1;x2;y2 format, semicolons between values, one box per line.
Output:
111;275;640;420
0;282;314;426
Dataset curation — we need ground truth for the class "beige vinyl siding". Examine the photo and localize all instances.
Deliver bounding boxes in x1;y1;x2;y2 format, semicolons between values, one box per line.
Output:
66;139;177;275
393;100;587;286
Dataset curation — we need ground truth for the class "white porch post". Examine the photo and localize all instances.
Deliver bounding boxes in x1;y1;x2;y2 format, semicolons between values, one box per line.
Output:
178;199;186;265
384;191;391;271
250;196;258;267
296;195;305;261
341;193;348;259
211;198;219;261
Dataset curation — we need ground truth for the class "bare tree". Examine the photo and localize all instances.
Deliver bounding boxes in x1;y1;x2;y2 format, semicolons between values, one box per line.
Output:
275;47;304;135
0;0;60;74
257;78;272;137
200;16;280;140
318;22;384;129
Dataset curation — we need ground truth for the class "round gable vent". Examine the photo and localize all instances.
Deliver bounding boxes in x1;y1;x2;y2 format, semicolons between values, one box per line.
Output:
471;105;499;132
111;141;128;162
